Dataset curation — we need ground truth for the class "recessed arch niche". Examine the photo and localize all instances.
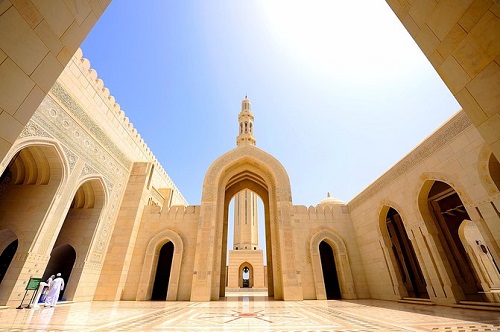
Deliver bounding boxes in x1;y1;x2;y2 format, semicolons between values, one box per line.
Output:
309;227;356;300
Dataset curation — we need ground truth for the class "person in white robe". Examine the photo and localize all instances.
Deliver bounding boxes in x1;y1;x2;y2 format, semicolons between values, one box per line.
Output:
39;275;55;303
44;273;64;307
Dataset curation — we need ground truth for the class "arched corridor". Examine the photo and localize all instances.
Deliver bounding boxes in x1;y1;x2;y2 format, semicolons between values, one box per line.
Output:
0;145;64;304
420;181;484;301
43;244;76;300
383;207;427;298
44;179;106;301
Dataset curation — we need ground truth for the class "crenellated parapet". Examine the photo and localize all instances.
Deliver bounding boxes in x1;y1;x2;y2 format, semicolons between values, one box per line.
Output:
56;49;186;206
291;204;349;221
159;205;200;219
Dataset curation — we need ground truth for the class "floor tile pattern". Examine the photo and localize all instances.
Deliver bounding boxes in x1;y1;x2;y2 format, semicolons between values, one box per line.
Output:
0;295;499;331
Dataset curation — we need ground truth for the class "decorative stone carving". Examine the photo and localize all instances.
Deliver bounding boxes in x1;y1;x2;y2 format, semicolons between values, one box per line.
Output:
20;120;53;139
50;82;131;168
61;145;78;172
349;112;472;209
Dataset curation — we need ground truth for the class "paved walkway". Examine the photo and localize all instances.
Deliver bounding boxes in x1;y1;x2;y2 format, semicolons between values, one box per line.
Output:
0;294;499;331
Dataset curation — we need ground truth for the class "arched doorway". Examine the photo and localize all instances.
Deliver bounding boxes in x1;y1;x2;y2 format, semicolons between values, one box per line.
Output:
383;207;427;298
310;228;356;300
192;146;302;301
151;241;174;300
221;177;276;297
319;241;341;300
43;178;105;301
238;262;254;288
43;244;76;301
0;144;64;304
0;229;18;284
137;229;184;301
421;180;484;301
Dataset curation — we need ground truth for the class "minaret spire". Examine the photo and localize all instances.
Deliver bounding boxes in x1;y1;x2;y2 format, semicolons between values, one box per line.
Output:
236;96;256;146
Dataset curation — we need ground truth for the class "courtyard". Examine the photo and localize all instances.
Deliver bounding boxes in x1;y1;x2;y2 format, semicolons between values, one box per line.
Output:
0;293;499;331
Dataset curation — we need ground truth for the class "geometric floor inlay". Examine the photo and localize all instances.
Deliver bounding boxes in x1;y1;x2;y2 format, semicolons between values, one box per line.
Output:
0;293;499;331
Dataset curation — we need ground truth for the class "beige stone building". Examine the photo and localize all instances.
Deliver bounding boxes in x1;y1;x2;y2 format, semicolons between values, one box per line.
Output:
0;0;499;310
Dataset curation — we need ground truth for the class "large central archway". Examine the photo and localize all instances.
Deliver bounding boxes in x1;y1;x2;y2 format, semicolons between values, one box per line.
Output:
191;145;302;301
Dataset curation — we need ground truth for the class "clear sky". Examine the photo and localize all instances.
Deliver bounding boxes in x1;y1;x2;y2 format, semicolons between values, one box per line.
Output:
81;1;461;208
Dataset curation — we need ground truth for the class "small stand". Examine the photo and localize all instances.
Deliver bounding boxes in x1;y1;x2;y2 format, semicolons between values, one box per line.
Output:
16;277;41;309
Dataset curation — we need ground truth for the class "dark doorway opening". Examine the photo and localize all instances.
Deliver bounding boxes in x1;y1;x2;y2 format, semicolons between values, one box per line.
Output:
386;208;428;298
427;181;484;301
151;241;174;300
319;241;341;299
0;239;18;284
43;244;76;300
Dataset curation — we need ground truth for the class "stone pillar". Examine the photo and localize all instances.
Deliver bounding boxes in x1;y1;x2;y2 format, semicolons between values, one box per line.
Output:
94;162;153;300
386;0;500;161
0;1;110;165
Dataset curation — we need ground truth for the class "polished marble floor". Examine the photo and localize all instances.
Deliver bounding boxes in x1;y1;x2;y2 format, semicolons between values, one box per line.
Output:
0;292;499;331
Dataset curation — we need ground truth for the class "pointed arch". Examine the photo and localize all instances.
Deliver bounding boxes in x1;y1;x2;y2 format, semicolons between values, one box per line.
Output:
137;229;183;301
192;144;301;301
238;261;254;288
309;227;356;300
458;220;500;302
477;142;500;196
378;203;428;299
417;175;485;301
1;138;71;186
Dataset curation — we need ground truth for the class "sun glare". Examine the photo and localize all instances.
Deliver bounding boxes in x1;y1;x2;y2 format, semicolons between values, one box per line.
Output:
259;0;423;84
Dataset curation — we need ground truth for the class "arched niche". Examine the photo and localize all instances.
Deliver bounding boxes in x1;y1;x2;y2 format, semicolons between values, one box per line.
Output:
137;229;183;301
192;144;301;301
309;227;356;300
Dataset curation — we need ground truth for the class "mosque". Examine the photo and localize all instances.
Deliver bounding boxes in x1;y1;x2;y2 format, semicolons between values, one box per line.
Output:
0;1;499;311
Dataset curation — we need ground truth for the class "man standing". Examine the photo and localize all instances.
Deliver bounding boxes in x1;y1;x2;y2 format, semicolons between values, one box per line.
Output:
44;273;64;307
39;275;55;303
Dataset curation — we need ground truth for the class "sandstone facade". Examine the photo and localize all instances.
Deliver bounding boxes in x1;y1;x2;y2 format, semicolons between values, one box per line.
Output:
0;0;499;308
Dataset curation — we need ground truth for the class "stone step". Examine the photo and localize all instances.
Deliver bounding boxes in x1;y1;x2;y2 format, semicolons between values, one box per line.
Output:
459;301;500;307
225;288;268;293
452;303;500;312
397;298;435;306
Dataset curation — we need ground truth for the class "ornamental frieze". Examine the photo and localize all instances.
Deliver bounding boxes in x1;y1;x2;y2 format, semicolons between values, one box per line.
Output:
349;111;472;209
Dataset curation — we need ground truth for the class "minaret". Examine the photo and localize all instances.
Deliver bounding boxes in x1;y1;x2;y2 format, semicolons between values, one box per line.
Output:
233;189;259;250
236;96;256;146
234;95;259;250
227;97;265;289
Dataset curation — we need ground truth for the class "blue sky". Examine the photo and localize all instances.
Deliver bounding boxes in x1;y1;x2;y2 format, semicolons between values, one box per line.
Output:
81;1;461;208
